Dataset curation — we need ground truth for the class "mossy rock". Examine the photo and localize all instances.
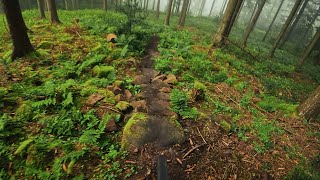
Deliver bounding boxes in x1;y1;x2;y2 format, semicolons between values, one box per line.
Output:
0;87;8;98
220;120;231;133
15;103;33;121
121;113;151;150
93;65;115;78
194;81;206;91
115;101;131;111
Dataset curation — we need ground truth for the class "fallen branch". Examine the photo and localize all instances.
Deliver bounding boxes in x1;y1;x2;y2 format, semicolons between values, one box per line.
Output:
182;143;205;159
196;127;207;144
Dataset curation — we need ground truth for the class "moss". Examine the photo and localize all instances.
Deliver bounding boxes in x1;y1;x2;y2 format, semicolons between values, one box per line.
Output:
121;113;149;150
93;65;115;78
113;80;124;87
0;87;8;98
115;101;131;111
37;41;53;49
15;103;33;121
220;120;231;133
194;81;206;91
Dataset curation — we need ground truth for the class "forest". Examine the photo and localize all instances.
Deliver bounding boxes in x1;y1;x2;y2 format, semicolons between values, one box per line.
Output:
0;0;319;179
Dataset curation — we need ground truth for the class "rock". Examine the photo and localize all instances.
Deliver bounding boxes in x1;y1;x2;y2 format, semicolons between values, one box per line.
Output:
130;100;147;112
113;86;122;95
151;79;169;90
149;100;175;116
164;74;177;84
105;119;120;132
159;87;171;93
141;68;159;78
121;113;153;150
152;74;166;82
116;101;131;112
85;94;104;106
114;94;123;102
124;90;132;100
133;75;150;85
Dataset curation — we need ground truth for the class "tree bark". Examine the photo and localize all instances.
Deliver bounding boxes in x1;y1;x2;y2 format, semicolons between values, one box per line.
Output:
209;0;216;17
198;0;206;17
262;0;285;41
226;0;244;35
242;0;267;46
210;0;244;49
219;0;227;18
280;0;310;48
37;0;46;19
1;0;35;60
156;0;161;19
103;0;107;10
64;0;69;10
179;0;189;26
296;29;320;68
269;0;303;57
298;86;320;121
165;0;174;25
47;0;61;24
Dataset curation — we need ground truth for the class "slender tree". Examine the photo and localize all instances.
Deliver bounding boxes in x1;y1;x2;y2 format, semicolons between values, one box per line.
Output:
242;0;267;46
47;0;61;24
210;0;244;49
156;0;161;19
209;0;216;17
165;0;174;25
198;0;206;16
103;0;108;10
301;5;320;42
64;0;69;10
153;0;156;10
263;0;285;41
1;0;35;60
298;86;320;121
296;29;320;68
37;0;46;19
280;0;310;47
269;0;303;57
179;0;189;26
226;0;244;35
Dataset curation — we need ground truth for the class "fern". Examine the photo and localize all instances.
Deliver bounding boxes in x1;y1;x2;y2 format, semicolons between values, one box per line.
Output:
77;54;106;75
170;89;198;119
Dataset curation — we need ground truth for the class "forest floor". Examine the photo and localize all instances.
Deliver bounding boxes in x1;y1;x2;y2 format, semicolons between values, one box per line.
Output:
0;10;320;179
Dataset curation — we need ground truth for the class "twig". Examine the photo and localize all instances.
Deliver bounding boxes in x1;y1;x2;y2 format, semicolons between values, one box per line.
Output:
196;127;207;144
176;158;183;165
125;160;137;164
99;105;123;115
214;86;242;108
182;144;205;159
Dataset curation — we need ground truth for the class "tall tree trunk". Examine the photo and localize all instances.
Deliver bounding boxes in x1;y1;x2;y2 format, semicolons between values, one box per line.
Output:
172;0;176;14
198;0;206;17
156;0;161;19
103;0;107;10
152;0;156;10
226;0;243;35
179;0;189;26
64;0;69;10
209;0;216;17
165;0;174;25
248;1;258;23
242;0;267;46
262;0;285;41
187;0;191;14
269;0;303;57
1;0;35;60
175;0;182;14
298;86;320;121
47;0;61;24
280;0;310;48
296;29;320;69
210;0;244;49
219;0;227;18
37;0;46;19
235;0;244;22
301;5;320;43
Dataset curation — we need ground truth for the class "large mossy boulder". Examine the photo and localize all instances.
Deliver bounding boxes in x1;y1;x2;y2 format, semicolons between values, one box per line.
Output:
121;113;185;150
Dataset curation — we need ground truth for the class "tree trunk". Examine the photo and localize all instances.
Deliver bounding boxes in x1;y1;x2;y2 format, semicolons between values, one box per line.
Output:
280;0;310;48
165;0;174;25
298;86;320;121
179;0;189;26
263;0;285;41
219;0;227;18
226;0;243;35
64;0;69;10
156;0;161;19
296;29;320;68
235;0;244;22
47;0;61;24
210;0;244;49
103;0;107;10
152;0;156;10
37;0;46;19
301;5;320;43
172;0;176;14
1;0;35;60
198;0;206;17
269;0;303;57
242;0;267;46
209;0;216;17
